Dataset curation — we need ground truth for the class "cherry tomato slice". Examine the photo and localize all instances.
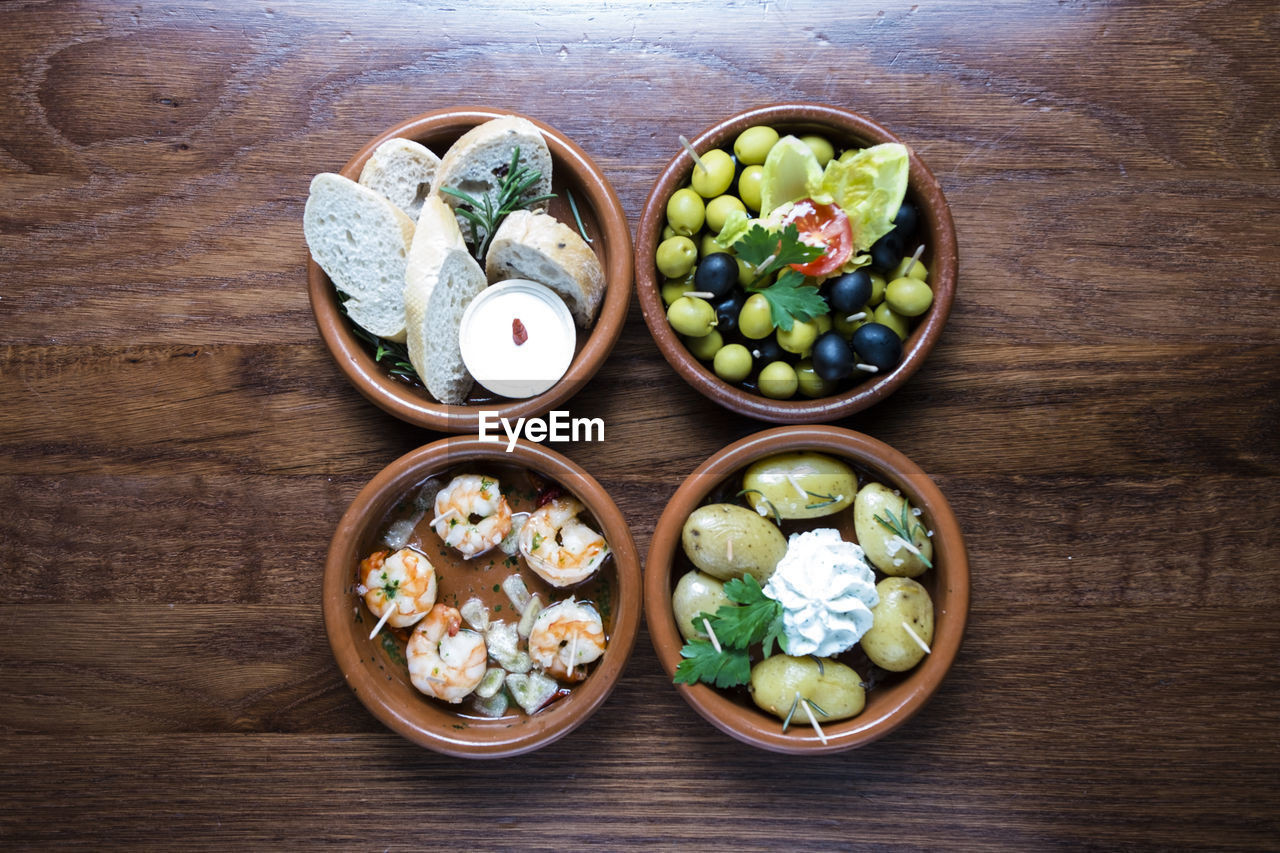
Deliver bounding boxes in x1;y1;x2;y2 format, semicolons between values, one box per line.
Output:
780;199;853;278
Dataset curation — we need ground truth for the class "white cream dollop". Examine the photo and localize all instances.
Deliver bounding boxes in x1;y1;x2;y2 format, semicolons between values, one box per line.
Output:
763;528;879;658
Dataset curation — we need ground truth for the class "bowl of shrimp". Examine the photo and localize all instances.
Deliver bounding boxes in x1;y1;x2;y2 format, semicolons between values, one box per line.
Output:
323;436;641;758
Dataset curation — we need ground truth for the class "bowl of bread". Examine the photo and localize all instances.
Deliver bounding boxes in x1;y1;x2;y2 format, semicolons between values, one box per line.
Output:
305;108;632;432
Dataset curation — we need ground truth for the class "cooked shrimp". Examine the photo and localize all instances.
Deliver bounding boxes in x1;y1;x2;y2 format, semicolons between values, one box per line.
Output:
356;547;438;638
518;496;610;587
407;603;488;703
432;474;513;559
527;598;606;682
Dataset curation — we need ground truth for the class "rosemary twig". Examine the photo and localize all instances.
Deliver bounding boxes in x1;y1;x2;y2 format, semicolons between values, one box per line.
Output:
439;146;556;260
737;489;782;525
566;188;592;243
873;498;933;569
335;290;421;382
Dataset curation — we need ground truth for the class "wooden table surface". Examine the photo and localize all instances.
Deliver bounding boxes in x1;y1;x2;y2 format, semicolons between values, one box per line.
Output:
3;1;1277;849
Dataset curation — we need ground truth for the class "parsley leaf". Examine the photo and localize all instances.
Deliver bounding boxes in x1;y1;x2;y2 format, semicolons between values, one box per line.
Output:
735;223;823;281
758;271;830;331
670;574;786;689
674;639;751;688
729;223;827;331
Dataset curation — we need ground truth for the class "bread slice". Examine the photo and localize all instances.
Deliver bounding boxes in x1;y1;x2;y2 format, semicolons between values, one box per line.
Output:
430;116;553;249
303;173;415;342
485;209;605;327
357;137;441;222
404;195;488;404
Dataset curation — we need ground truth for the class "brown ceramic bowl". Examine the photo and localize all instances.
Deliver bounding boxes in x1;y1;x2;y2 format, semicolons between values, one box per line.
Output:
644;425;968;753
323;436;641;758
308;107;633;433
636;103;958;423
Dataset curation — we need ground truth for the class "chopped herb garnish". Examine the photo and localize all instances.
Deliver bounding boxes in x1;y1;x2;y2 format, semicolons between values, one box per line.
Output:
531;532;544;551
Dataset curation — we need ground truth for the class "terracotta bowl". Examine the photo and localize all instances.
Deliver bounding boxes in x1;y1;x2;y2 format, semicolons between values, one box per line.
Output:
308;107;633;433
644;425;968;753
323;436;641;758
635;103;958;423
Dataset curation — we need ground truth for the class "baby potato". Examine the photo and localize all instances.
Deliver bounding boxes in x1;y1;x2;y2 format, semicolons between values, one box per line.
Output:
681;503;786;583
741;451;857;519
749;655;866;723
862;577;934;672
853;481;933;577
671;570;731;641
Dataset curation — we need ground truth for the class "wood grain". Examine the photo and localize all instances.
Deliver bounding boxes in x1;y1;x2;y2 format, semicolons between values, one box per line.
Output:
2;0;1278;848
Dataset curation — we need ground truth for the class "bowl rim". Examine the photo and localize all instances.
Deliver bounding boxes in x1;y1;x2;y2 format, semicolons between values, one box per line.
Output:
642;424;969;754
322;436;642;758
308;106;633;433
634;102;958;423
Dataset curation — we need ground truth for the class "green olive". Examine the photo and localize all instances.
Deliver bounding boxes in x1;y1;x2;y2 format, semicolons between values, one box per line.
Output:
662;224;676;242
683;329;723;360
737;165;765;212
834;309;872;337
656;235;698;278
868;272;886;307
885;277;934;317
667;296;717;338
777;319;818;355
813;313;833;335
796;360;837;398
690;148;735;199
713;343;753;383
666;188;706;237
699;231;722;258
661;274;695;305
705;195;747;234
736;256;755;288
873;302;910;340
734;125;779;166
738;293;774;339
758;361;798;399
800;134;835;167
890;256;929;282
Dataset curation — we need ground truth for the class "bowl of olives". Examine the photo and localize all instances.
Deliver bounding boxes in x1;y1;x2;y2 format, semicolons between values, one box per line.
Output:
643;425;969;753
635;103;958;422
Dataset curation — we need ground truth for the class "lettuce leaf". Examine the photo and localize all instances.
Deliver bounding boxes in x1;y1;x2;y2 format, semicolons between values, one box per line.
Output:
819;143;909;251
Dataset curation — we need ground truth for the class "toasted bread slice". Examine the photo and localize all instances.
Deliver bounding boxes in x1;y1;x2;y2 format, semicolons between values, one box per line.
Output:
357;137;441;222
303;173;415;342
404;195;488;405
485;209;605;327
431;116;553;249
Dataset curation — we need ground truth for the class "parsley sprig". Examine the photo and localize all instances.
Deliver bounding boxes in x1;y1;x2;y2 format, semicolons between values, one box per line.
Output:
673;575;786;689
732;223;827;331
439;146;556;261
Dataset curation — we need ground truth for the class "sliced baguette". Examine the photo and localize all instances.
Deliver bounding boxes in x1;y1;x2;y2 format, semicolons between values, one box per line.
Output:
357;137;441;222
303;172;414;342
404;195;488;405
485;209;605;327
431;116;553;248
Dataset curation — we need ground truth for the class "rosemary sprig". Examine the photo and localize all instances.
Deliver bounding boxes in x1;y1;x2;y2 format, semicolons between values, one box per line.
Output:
802;489;844;511
873;498;934;569
736;489;782;525
439;146;556;260
566;188;592;244
335;290;421;382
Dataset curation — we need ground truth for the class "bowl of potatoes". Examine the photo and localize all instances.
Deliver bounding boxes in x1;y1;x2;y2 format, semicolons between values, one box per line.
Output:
643;425;968;753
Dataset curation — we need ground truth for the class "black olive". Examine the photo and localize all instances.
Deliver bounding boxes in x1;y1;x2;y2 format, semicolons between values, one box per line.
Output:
811;331;855;381
851;322;903;373
824;270;873;315
693;252;738;299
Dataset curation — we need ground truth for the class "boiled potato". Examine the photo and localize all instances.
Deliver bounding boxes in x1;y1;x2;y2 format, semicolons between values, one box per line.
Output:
741;451;857;519
681;503;786;582
862;577;934;672
671;570;731;641
853;481;932;577
749;655;865;723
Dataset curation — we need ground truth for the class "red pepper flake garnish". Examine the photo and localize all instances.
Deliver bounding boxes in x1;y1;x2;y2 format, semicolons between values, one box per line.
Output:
512;318;528;345
535;484;564;508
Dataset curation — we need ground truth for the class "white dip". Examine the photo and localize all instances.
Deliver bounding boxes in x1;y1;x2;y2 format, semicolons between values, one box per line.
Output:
459;279;576;399
763;528;878;658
